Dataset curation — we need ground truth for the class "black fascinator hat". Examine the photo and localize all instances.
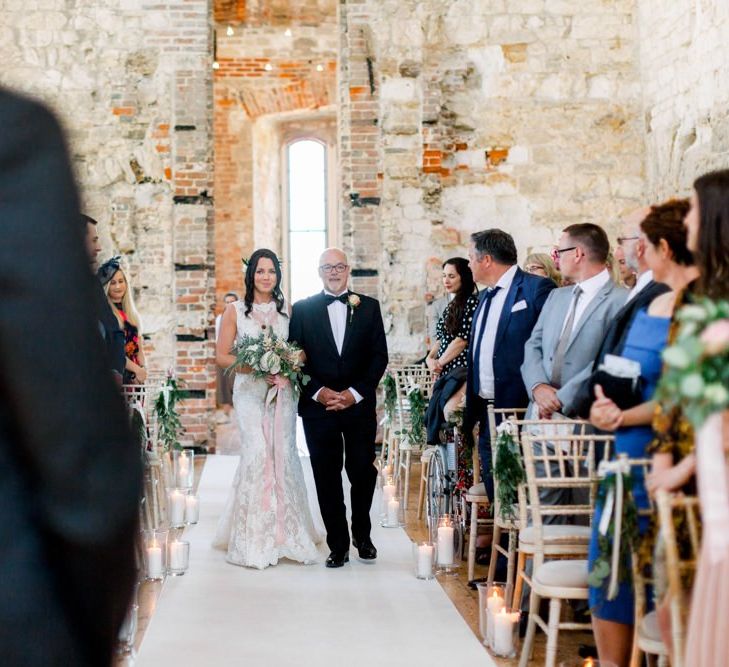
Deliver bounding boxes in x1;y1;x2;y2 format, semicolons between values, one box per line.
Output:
97;256;122;286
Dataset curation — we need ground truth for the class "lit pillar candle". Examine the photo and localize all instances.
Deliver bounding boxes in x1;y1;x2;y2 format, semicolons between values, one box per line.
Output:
185;494;199;524
436;524;455;565
417;543;434;578
177;453;190;480
168;489;185;525
492;608;518;656
387;498;400;527
382;481;396;514
146;541;163;579
486;589;505;646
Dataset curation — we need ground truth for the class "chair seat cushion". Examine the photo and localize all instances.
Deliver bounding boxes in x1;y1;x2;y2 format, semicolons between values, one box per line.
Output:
468;482;486;496
640;611;662;642
520;524;591;545
533;559;588;589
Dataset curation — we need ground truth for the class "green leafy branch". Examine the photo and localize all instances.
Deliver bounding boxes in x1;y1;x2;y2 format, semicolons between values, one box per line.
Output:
492;423;525;521
154;374;185;452
381;372;397;423
397;385;426;445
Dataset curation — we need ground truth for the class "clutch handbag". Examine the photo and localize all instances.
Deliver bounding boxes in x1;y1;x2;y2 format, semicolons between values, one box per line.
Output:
588;354;643;410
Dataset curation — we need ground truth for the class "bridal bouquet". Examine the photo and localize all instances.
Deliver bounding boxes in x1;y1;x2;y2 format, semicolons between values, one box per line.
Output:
228;332;310;396
655;297;729;428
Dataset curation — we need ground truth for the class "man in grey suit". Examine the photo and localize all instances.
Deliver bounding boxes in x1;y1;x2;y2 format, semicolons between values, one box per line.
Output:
521;223;627;421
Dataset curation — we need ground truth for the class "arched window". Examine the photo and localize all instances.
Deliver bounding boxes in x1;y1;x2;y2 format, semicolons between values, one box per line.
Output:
284;139;329;303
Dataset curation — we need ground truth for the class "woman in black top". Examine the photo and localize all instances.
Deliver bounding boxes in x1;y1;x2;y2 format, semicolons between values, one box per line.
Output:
425;258;479;420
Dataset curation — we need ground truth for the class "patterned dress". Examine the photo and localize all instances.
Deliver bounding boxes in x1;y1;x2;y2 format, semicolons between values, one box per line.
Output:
113;304;141;384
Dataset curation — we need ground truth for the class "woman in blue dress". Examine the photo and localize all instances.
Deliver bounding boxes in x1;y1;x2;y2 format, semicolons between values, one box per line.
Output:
587;200;699;667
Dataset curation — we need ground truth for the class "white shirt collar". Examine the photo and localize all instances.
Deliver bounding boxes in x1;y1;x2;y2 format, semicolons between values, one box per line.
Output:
627;270;653;301
494;264;519;290
575;268;610;298
324;289;348;298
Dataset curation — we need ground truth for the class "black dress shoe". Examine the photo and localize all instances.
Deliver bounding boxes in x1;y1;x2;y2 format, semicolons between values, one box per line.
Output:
352;538;377;561
325;550;349;568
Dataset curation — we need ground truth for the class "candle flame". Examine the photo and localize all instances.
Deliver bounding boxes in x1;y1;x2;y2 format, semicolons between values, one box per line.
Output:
584;659;594;667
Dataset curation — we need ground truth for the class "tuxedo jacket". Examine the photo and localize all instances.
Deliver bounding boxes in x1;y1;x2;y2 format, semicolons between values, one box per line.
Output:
0;88;141;666
572;279;670;418
289;291;388;420
521;279;628;417
465;268;556;427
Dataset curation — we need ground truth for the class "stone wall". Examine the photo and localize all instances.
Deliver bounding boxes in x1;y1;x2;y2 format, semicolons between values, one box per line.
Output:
338;0;646;357
637;0;729;199
0;0;216;447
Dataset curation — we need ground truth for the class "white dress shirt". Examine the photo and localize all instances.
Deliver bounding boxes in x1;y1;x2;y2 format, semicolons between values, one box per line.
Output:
560;268;611;338
474;264;518;399
626;269;653;302
312;290;363;404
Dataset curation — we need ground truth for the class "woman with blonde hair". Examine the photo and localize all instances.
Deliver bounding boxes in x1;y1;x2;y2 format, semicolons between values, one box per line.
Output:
523;252;561;285
99;257;147;385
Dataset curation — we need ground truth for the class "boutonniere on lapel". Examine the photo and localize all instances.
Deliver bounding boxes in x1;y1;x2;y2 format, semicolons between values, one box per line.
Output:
347;293;361;323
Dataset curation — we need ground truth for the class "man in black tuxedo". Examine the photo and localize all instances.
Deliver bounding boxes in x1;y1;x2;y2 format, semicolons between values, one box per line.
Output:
289;248;388;568
465;229;556;502
0;88;141;665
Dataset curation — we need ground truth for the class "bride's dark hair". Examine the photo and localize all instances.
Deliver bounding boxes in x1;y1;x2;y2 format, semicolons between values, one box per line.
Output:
243;248;287;318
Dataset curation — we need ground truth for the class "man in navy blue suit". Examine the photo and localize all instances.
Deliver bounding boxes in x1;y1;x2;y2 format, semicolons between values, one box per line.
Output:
465;229;556;502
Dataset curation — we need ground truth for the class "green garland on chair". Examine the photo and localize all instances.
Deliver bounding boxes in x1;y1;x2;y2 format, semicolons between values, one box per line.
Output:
492;421;525;521
399;385;426;445
587;471;639;593
381;372;397;424
154;374;185;452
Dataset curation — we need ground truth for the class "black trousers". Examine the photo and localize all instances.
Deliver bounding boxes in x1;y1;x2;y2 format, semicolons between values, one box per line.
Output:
302;412;378;553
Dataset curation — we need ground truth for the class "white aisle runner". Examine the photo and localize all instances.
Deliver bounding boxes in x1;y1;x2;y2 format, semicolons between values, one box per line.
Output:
136;455;495;667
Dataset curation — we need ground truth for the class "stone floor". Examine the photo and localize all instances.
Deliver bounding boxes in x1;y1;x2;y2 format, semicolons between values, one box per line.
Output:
117;422;593;665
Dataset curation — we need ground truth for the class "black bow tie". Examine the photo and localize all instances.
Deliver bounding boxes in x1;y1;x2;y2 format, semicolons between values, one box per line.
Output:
324;293;349;306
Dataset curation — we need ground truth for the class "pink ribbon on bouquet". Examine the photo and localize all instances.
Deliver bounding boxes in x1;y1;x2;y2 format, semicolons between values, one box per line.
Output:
696;411;729;565
261;374;290;546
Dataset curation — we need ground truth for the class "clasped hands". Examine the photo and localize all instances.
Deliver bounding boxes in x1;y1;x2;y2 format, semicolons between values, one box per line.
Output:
426;356;443;377
589;384;623;431
532;383;562;419
318;387;356;411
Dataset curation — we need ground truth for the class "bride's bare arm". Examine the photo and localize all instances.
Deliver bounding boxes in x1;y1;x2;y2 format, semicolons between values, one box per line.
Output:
216;303;251;373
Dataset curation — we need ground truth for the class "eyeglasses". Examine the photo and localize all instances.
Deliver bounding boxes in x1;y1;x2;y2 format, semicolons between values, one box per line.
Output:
617;235;640;245
319;263;349;274
552;246;577;257
525;264;546;273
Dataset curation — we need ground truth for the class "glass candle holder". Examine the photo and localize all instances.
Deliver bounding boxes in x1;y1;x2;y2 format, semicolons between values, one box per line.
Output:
490;607;520;658
380;474;398;519
185;491;200;525
167;487;187;527
167;539;190;576
412;541;436;580
143;529;168;581
173;449;194;489
382;493;405;528
116;603;138;655
433;514;462;576
476;582;506;646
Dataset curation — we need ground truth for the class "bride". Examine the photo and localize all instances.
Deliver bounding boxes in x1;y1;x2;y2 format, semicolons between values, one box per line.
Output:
213;248;321;569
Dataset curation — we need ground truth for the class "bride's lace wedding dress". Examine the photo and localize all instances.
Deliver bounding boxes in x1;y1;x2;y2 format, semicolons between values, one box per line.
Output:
213;301;321;569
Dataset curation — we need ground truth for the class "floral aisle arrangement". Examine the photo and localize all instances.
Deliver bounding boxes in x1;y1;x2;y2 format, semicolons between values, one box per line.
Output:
382;371;397;424
154;372;185;452
656;298;729;428
227;331;310;399
397;384;426;445
492;420;525;521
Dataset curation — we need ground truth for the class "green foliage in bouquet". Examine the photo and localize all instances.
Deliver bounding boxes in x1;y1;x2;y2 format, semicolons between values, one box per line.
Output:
155;374;185;452
492;421;525;521
587;472;639;592
381;372;397;423
655;298;729;429
397;385;426;445
228;332;310;396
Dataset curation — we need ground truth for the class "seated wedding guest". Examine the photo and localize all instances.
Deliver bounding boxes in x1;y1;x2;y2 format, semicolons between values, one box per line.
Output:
616;255;637;289
586;199;696;667
83;215;125;377
523;252;561;285
572;206;672;418
425;258;479;438
666;168;729;667
100;258;147;385
215;292;239;415
0;86;140;666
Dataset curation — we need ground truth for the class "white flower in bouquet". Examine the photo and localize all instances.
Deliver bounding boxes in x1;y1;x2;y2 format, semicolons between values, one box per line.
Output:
704;383;729;406
496;419;518;438
662;345;691;369
678;304;708;322
680;373;705;398
259;350;281;375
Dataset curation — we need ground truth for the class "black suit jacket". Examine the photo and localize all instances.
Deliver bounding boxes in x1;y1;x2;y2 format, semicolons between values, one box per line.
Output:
573;279;670;418
94;278;126;375
289;291;388;420
0;88;141;666
465;268;555;429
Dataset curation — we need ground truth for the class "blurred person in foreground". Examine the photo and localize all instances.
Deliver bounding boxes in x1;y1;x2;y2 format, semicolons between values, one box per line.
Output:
0;87;141;665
